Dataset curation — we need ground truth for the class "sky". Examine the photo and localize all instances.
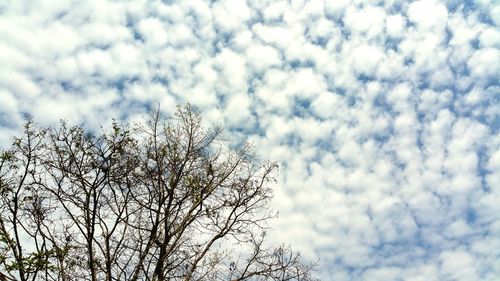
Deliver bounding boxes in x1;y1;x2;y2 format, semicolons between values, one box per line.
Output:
0;0;499;280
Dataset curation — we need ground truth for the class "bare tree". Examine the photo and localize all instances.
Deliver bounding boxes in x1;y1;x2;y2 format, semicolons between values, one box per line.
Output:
0;105;317;281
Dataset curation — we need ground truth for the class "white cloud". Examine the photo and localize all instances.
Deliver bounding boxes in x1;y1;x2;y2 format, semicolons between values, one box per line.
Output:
490;5;500;26
0;89;19;115
350;45;384;76
252;23;301;51
262;1;287;21
231;30;254;50
405;264;439;281
286;68;326;98
81;22;131;47
245;44;281;71
255;69;291;112
344;5;386;37
307;17;338;41
76;48;114;76
0;72;41;98
214;48;248;93
467;48;500;79
479;27;500;48
418;89;453;115
137;17;169;47
324;0;351;20
440;250;478;281
487;149;500;172
407;0;448;30
109;43;144;76
224;93;252;126
386;14;406;38
311;91;342;119
212;0;252;32
361;267;401;281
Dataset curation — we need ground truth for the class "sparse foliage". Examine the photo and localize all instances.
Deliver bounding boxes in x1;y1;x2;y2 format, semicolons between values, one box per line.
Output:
0;105;316;281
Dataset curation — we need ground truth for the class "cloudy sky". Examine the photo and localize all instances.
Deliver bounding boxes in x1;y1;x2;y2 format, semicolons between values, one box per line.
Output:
0;0;499;279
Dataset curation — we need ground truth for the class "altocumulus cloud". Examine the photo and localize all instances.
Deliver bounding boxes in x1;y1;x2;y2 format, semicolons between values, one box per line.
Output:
0;0;499;280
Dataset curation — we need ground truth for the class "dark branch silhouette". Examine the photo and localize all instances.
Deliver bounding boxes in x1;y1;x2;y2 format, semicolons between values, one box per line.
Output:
0;105;317;281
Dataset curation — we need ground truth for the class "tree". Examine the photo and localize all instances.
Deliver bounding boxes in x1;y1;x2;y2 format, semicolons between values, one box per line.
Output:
0;105;316;281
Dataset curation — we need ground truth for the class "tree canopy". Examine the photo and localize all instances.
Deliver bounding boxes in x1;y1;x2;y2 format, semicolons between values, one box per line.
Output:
0;105;316;281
